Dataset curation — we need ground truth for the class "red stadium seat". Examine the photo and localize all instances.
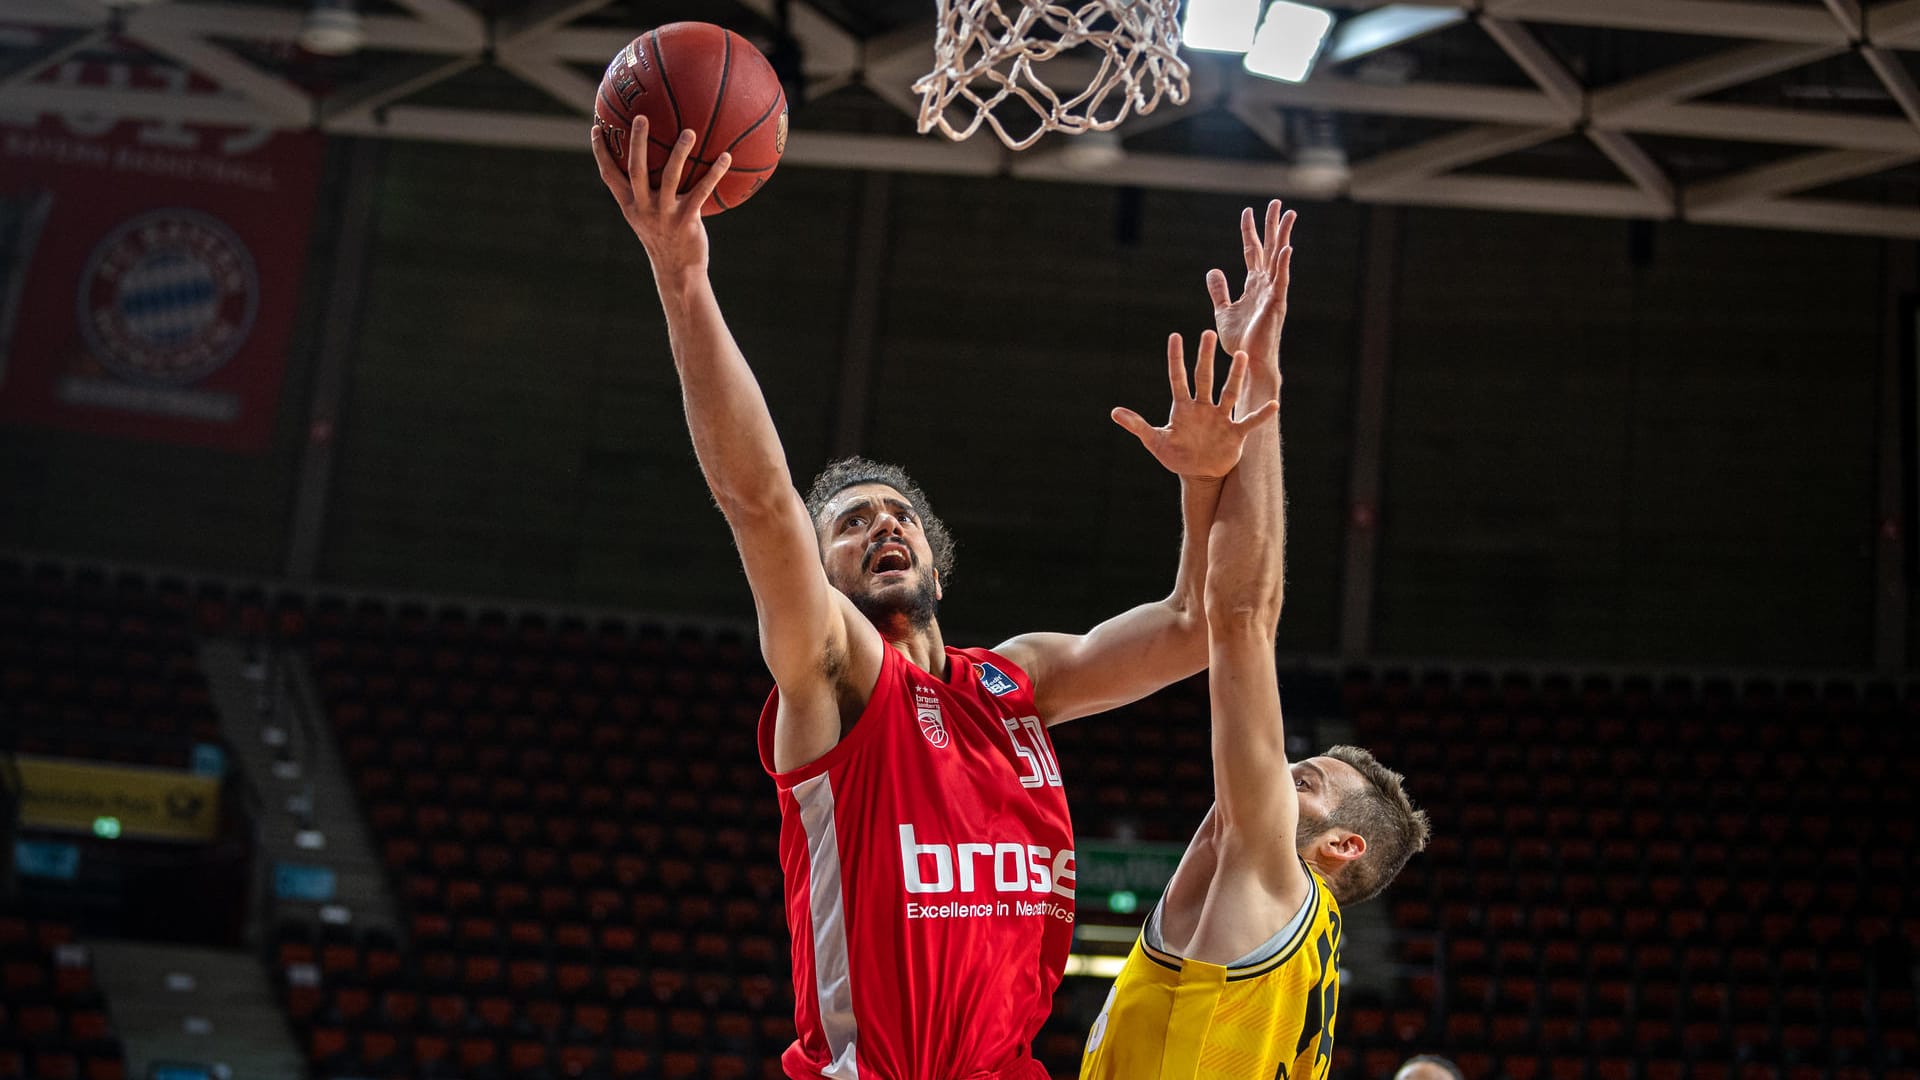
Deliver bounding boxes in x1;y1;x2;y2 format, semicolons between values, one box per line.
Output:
1644;1062;1682;1080
31;1049;80;1080
1548;1056;1586;1080
15;1004;60;1038
1491;1013;1531;1044
1346;1008;1385;1041
558;1043;600;1077
308;1026;349;1062
456;1036;498;1069
377;988;419;1026
619;1006;661;1040
82;1052;125;1080
359;1029;399;1066
1594;1060;1633;1080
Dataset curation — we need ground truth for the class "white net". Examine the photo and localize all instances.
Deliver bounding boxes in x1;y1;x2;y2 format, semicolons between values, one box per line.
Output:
915;0;1191;151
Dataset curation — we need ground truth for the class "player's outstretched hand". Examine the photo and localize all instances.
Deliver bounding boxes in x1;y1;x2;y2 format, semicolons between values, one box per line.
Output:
1112;330;1280;481
591;115;732;274
1208;200;1295;364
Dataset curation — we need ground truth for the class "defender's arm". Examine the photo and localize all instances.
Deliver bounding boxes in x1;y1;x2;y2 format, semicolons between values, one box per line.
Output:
1204;202;1302;895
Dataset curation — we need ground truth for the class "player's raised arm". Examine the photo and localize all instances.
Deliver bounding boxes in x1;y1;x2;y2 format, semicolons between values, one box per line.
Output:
994;482;1216;726
593;117;877;771
993;339;1256;726
1069;328;1279;713
1202;201;1304;899
994;204;1297;729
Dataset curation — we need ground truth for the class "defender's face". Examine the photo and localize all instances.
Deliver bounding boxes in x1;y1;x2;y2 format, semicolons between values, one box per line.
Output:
818;483;941;610
1292;755;1365;843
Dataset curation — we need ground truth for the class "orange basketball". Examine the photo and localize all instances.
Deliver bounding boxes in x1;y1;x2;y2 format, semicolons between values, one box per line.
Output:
593;22;789;216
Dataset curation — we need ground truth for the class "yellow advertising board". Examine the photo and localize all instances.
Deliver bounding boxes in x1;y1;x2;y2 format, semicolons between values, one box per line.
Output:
9;755;222;842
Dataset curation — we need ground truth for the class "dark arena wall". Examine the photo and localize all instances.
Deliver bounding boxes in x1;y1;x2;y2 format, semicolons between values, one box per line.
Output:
0;138;1895;669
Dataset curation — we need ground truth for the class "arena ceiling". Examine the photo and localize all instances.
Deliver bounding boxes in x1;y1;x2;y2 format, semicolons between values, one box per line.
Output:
9;0;1920;239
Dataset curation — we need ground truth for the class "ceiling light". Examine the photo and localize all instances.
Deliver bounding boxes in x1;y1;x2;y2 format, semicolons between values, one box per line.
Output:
1061;130;1125;171
1325;5;1463;66
1181;0;1263;53
1243;1;1334;83
1290;144;1349;197
299;0;365;56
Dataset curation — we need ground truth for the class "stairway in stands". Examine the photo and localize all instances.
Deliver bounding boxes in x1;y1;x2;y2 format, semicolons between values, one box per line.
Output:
88;940;303;1078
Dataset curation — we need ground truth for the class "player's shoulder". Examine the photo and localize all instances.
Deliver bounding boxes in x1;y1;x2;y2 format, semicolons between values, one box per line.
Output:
949;645;1034;697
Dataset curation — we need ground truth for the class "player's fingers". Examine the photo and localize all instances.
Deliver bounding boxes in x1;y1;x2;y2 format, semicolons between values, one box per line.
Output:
1273;209;1297;267
1274;245;1294;294
1111;407;1158;444
590;126;634;209
1166;333;1192;402
1240;207;1260;270
1195;330;1220;404
688;151;732;215
659;128;696;203
1233;397;1281;430
626;116;651;195
1206;268;1232;310
1219;350;1251;416
1264;200;1284;249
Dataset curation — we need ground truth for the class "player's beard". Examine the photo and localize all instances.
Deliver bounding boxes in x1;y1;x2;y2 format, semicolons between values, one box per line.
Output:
851;573;939;633
1295;806;1333;853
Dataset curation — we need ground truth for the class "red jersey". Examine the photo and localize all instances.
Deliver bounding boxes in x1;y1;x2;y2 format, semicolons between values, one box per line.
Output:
758;643;1076;1080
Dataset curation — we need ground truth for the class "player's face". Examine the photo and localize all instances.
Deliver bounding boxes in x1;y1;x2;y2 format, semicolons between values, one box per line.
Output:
1291;755;1365;850
818;483;942;629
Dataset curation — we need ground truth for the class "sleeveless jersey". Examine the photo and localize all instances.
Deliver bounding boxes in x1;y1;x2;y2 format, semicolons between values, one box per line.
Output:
759;643;1076;1080
1079;868;1344;1080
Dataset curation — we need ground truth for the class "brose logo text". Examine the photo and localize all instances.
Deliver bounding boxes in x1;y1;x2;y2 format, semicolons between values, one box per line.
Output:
898;824;1076;899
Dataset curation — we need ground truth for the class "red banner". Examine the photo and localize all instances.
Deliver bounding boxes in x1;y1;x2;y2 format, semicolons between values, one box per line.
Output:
0;75;322;451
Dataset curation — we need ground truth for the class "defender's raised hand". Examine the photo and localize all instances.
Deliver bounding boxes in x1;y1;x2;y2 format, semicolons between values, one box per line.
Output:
1113;330;1280;481
1208;200;1296;365
591;115;733;273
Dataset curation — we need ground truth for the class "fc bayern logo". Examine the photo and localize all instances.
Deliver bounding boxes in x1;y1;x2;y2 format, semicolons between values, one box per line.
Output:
77;209;259;387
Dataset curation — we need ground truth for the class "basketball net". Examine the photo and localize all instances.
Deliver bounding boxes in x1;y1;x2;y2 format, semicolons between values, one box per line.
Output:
915;0;1191;151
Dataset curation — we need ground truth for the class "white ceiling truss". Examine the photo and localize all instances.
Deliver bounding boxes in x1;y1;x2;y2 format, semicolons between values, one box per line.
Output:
9;0;1920;238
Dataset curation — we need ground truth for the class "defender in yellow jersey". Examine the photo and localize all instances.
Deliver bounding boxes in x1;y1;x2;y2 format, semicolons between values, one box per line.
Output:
1082;863;1343;1080
1085;203;1429;1080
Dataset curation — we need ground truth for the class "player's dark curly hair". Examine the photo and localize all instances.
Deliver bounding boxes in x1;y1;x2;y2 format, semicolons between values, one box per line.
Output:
803;457;956;585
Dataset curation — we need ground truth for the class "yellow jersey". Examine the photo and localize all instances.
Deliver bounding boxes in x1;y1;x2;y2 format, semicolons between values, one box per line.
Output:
1080;867;1344;1080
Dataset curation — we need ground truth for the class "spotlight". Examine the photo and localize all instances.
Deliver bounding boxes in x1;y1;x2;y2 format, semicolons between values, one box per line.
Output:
1182;0;1263;53
1243;1;1334;83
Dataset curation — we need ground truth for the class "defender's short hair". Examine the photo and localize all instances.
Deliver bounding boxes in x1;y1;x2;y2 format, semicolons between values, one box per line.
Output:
803;457;955;583
1321;744;1430;906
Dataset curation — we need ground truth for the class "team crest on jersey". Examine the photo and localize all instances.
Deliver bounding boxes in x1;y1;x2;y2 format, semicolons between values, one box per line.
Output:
977;662;1017;697
914;687;948;749
77;209;259;387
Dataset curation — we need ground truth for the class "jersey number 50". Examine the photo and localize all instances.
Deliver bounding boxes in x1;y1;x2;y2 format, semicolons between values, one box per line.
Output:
1003;716;1062;788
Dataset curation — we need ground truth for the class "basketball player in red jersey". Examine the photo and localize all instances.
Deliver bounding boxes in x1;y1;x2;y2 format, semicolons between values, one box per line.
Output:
592;120;1274;1079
